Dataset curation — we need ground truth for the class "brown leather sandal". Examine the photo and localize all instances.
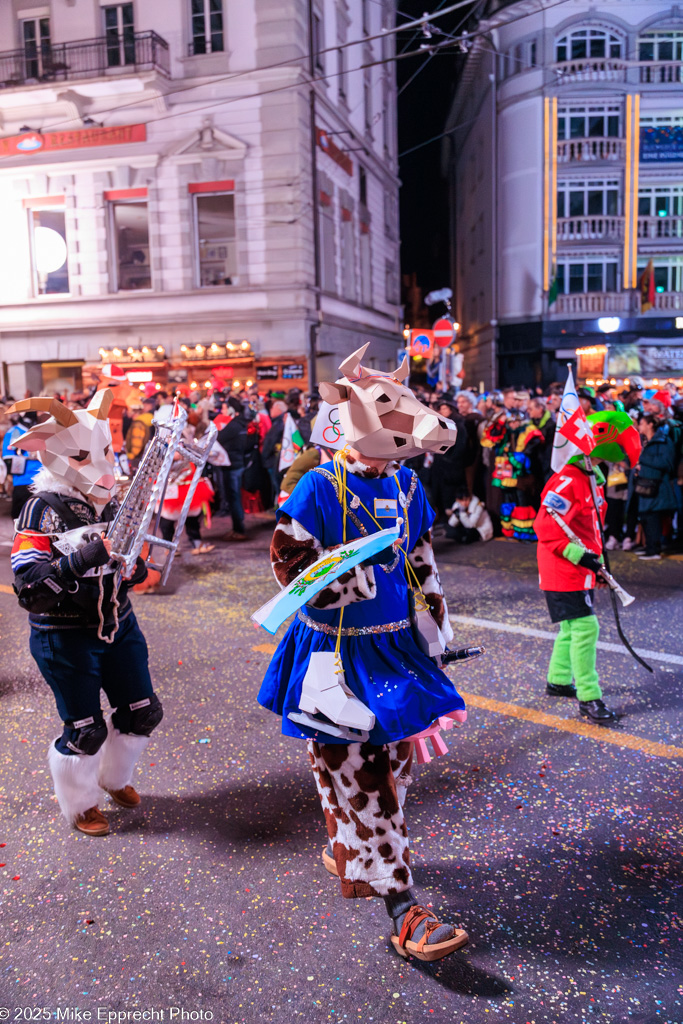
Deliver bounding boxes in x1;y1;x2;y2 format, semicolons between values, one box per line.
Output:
390;905;469;962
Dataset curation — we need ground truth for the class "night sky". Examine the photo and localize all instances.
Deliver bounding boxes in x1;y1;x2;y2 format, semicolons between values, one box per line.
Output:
396;1;476;296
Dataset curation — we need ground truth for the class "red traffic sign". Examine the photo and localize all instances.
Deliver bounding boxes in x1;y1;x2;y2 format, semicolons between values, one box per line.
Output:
433;318;455;347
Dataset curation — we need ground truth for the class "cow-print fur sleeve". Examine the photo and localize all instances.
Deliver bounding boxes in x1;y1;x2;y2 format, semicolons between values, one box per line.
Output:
271;514;377;608
407;530;454;642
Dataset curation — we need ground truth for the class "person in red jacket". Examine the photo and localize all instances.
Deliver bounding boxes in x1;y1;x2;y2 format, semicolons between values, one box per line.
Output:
535;411;641;723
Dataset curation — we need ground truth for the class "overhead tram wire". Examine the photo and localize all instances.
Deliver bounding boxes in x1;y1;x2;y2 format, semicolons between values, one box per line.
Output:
397;0;485;97
31;0;575;142
33;0;482;135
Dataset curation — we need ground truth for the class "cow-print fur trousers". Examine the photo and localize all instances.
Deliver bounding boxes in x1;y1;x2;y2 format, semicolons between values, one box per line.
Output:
307;739;414;898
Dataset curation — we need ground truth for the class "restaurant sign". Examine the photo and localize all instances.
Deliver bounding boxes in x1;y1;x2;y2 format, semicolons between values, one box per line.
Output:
0;124;146;159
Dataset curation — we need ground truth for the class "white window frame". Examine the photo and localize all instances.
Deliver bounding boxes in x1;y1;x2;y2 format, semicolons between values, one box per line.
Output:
636;257;683;293
638;185;683;218
102;3;135;67
192;188;237;289
638;30;683;62
108;198;153;294
190;0;224;56
27;203;70;299
556;258;619;295
21;14;51;79
557;104;621;140
557;178;620;218
555;27;623;63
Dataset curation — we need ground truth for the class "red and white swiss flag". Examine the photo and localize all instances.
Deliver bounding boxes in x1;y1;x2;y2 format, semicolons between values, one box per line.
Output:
558;405;596;456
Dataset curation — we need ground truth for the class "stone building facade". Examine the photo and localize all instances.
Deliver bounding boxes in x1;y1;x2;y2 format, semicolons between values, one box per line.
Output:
445;0;683;390
0;0;401;397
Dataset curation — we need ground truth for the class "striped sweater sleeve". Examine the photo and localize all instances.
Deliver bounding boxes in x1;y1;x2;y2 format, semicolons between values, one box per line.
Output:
11;531;52;574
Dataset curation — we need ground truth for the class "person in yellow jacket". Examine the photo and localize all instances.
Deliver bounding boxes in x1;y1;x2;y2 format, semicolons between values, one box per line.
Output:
125;397;156;469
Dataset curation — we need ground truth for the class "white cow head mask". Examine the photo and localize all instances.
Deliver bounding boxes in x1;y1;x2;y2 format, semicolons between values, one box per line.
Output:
318;343;457;460
8;390;116;505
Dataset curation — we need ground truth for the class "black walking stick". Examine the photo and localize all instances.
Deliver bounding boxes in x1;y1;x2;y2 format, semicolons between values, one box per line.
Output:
583;456;654;674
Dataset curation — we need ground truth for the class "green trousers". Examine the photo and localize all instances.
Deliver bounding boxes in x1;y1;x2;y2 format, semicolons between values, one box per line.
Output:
547;616;602;702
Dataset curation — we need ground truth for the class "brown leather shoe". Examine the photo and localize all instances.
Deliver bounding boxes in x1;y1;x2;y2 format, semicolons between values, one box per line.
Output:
105;785;141;809
74;806;110;837
223;531;247;542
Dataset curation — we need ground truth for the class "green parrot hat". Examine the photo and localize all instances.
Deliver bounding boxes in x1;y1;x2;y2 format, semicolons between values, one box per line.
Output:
569;410;642;466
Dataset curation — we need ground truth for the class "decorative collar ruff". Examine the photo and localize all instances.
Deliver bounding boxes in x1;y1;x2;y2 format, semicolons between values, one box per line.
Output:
30;468;91;503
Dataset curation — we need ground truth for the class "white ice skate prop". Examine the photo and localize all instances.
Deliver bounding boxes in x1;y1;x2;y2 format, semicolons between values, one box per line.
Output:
287;651;375;742
410;590;446;657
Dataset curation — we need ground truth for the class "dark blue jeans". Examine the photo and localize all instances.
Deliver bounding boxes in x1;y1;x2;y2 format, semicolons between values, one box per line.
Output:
225;467;245;533
29;612;153;724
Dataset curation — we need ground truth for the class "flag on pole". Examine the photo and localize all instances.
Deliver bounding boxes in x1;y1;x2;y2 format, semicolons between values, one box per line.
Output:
558;405;596;457
278;413;304;472
551;366;594;472
638;258;655;313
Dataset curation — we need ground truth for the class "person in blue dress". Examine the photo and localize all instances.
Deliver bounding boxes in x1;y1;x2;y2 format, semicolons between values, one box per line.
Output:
3;408;42;518
257;345;470;962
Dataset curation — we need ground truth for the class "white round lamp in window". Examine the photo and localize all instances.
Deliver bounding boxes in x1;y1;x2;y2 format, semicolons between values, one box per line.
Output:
34;226;67;275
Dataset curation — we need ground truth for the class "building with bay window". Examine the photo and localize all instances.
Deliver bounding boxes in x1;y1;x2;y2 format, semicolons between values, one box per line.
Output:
444;0;683;390
0;0;401;398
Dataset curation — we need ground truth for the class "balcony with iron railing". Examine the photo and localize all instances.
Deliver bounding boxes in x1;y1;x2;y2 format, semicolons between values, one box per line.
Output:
0;31;169;89
637;216;683;243
557;216;625;244
557;137;626;164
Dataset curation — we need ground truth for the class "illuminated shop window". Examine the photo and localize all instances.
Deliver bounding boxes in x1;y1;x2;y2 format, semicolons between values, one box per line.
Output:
30;208;69;296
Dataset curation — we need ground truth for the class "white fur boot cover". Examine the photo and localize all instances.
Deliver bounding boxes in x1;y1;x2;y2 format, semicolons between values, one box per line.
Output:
47;742;104;823
98;719;149;792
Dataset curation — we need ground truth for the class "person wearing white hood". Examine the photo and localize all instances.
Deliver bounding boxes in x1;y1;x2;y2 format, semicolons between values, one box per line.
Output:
7;390;163;837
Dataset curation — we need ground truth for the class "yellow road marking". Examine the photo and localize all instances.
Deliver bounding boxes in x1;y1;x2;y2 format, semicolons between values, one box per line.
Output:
0;584;13;595
459;690;683;760
252;643;277;655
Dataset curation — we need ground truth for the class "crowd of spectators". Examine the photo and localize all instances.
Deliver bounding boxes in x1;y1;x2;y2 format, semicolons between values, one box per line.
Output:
2;372;682;560
406;377;683;557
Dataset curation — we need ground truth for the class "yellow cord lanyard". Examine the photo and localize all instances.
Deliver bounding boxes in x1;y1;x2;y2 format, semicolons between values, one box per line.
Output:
330;451;426;635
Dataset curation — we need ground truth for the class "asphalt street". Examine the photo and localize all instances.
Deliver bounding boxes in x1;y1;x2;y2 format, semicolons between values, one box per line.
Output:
0;503;681;1024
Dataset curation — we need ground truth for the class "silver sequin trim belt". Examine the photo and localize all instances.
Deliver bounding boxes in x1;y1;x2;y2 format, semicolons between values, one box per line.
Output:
298;610;411;636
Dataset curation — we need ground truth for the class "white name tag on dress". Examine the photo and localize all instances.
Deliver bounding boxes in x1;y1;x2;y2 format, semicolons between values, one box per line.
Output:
374;498;398;517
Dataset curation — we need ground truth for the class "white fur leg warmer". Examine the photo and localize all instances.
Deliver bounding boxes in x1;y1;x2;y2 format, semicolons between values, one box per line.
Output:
48;742;104;824
98;719;149;792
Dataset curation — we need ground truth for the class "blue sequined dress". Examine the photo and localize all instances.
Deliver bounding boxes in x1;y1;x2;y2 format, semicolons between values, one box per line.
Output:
257;465;466;744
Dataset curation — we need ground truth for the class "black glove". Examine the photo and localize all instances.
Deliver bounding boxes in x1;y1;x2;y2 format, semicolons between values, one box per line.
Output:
70;536;111;575
578;552;603;576
362;544;397;567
